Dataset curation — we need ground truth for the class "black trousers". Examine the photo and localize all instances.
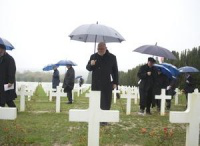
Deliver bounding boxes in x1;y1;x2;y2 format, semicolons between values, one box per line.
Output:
0;100;16;107
100;90;112;110
67;90;72;102
139;88;153;112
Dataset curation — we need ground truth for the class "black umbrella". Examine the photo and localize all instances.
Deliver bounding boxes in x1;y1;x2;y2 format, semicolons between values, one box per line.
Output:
133;43;176;60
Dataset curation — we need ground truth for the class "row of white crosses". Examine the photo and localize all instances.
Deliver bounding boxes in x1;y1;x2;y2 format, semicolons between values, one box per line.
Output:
69;91;119;146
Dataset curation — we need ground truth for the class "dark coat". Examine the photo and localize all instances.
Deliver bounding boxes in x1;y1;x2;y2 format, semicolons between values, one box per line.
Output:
137;64;157;108
138;64;157;91
153;73;169;95
0;53;17;104
62;67;75;92
52;69;60;89
184;75;195;93
86;50;118;110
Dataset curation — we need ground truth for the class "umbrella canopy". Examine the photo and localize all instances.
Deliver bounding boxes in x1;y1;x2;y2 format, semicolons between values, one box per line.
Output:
69;22;125;52
161;63;180;77
178;66;199;73
133;44;176;60
43;64;59;71
56;60;77;66
154;64;174;79
75;75;82;79
0;37;15;50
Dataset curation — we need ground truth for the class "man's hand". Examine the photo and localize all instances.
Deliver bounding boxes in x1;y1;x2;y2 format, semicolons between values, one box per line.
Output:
147;71;151;76
8;83;13;87
113;84;117;89
91;60;96;66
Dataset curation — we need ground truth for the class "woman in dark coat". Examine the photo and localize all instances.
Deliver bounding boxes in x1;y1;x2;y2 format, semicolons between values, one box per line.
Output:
86;42;118;110
52;66;60;89
0;44;17;107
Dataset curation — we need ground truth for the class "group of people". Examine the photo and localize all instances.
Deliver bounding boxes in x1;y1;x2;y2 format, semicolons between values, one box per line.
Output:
137;57;196;115
0;42;196;123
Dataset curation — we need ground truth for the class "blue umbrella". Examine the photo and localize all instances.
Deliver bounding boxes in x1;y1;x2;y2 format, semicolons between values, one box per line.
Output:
179;66;199;73
75;75;82;79
43;64;59;71
160;63;180;77
0;37;15;50
56;60;77;66
154;64;174;79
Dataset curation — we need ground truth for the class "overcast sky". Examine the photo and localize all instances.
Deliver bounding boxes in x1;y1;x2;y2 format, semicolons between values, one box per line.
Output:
0;0;200;74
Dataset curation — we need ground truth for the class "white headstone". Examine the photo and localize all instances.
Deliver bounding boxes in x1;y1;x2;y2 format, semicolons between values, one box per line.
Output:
112;88;120;104
69;91;119;146
0;107;17;120
170;89;200;146
126;88;133;115
155;89;171;116
51;86;67;113
18;85;33;112
174;88;181;105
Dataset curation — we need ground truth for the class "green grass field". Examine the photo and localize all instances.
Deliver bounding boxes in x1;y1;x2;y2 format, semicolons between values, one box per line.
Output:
0;85;187;146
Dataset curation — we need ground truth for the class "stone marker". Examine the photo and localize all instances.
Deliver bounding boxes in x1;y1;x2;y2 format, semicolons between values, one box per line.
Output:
155;89;171;116
69;91;119;146
170;89;200;146
0;107;17;120
18;85;33;112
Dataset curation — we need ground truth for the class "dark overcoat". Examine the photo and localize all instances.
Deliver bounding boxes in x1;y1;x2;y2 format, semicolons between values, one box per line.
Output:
137;64;157;107
62;67;75;92
184;75;195;93
52;69;60;89
0;53;17;105
86;50;118;110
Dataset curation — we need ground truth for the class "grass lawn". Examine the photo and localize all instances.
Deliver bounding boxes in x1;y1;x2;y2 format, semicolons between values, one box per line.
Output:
0;85;187;146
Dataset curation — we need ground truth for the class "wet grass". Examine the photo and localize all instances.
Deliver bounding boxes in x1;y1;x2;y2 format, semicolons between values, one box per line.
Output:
0;85;187;146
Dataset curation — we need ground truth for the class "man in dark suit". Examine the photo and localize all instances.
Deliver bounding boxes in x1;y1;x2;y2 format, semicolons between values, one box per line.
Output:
86;42;118;111
52;66;60;89
62;65;75;104
183;73;195;106
137;57;156;115
0;44;17;107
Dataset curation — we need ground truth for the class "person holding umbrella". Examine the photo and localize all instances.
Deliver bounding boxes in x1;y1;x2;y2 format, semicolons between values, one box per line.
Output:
153;68;169;112
0;44;17;107
86;42;118;125
182;73;195;107
137;57;157;115
62;64;75;104
52;65;60;90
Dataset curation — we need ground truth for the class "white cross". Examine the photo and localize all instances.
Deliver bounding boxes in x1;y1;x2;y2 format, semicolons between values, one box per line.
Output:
155;89;171;116
0;107;17;120
112;88;120;103
170;89;200;146
132;86;139;104
51;86;67;113
18;85;33;112
126;88;133;115
49;88;57;101
174;88;181;105
69;91;119;146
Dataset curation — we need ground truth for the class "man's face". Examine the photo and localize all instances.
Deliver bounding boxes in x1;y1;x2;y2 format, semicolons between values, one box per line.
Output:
97;44;106;56
147;61;154;67
0;47;5;55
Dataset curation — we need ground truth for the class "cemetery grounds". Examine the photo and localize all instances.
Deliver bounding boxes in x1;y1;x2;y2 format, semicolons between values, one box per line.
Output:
0;85;187;146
